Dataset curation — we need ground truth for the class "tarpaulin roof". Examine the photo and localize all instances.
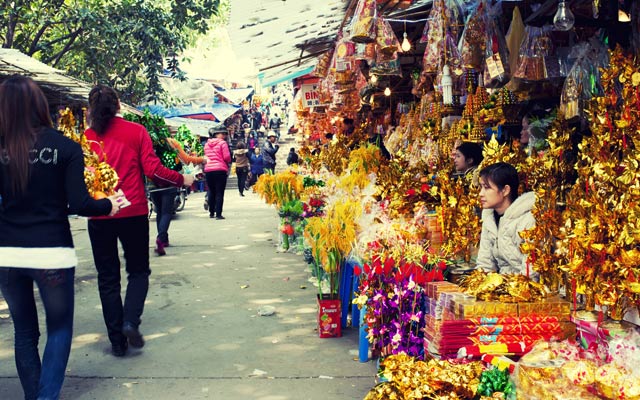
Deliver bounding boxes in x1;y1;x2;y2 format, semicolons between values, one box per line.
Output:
0;48;140;114
143;103;242;122
164;117;225;137
214;87;255;104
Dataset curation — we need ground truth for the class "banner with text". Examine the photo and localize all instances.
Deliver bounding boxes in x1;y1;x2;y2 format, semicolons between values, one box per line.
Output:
301;84;320;108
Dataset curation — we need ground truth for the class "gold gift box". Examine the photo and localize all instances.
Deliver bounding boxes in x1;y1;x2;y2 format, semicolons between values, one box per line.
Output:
452;300;519;319
518;297;571;320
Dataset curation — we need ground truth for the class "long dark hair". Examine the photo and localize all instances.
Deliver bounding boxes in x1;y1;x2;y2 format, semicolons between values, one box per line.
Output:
479;162;519;203
0;75;53;195
88;85;120;135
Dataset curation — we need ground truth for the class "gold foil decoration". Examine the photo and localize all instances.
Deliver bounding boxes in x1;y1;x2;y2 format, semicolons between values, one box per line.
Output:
58;108;118;197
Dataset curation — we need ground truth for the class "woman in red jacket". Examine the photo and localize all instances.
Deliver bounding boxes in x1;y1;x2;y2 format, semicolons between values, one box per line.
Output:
85;85;194;357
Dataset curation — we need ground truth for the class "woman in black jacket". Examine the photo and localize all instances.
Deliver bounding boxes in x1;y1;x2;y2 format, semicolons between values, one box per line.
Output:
0;75;122;400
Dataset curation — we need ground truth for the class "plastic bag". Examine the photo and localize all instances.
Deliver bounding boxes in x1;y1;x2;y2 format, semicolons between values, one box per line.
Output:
370;51;402;77
559;38;608;120
458;1;487;70
349;0;377;43
420;0;466;44
422;0;448;74
376;18;401;56
354;42;376;63
513;25;556;82
481;1;511;88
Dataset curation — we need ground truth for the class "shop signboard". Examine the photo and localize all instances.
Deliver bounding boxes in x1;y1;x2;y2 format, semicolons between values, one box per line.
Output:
301;84;320;108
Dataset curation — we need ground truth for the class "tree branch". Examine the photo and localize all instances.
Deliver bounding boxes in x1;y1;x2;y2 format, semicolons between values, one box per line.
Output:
38;28;82;61
27;22;52;55
49;28;82;67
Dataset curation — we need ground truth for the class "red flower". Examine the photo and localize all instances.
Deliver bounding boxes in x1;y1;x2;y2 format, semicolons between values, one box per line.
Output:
415;269;428;286
421;183;430;193
382;257;395;275
425;270;435;282
434;269;444;281
281;224;294;235
406;188;416;196
354;265;362;275
438;260;447;271
363;263;372;274
421;254;429;266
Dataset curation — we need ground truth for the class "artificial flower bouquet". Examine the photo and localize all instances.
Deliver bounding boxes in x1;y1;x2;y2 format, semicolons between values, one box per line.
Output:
354;232;452;358
58;108;119;198
304;196;363;299
278;199;304;252
254;171;304;208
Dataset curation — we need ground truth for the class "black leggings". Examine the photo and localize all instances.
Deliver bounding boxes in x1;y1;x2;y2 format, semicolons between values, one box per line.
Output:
205;170;228;217
236;166;248;194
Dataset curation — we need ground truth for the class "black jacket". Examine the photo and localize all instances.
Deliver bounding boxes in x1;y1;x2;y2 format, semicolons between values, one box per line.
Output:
0;128;111;248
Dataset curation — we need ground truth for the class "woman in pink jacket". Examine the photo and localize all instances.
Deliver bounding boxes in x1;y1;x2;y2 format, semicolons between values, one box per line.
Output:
204;130;231;219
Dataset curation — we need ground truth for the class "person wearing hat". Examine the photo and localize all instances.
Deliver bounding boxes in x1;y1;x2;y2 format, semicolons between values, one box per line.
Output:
261;131;279;173
204;129;231;219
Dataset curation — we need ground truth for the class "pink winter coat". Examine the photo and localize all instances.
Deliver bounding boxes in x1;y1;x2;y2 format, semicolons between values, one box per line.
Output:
204;138;232;173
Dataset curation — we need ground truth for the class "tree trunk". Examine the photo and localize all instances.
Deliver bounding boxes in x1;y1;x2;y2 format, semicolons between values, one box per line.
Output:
3;9;19;48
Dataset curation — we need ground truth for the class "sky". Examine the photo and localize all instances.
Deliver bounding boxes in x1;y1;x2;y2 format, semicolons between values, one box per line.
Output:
180;26;258;85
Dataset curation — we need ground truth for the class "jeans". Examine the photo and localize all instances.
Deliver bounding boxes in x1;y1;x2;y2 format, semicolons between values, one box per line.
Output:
205;171;228;217
0;267;75;400
150;187;177;244
88;215;150;346
236;167;248;195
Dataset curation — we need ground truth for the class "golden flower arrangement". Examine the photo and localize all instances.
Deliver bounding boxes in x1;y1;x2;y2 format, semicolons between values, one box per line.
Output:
58;108;118;198
364;353;485;400
459;269;548;303
436;170;481;262
518;116;574;292
554;47;640;319
376;153;439;219
305;119;372;175
253;171;304;209
304;196;362;299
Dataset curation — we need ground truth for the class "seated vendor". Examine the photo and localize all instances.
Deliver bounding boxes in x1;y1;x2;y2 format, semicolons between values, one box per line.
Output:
476;162;536;277
452;142;483;187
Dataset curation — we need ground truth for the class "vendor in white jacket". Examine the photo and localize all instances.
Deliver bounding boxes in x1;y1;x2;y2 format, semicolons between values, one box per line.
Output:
476;162;536;277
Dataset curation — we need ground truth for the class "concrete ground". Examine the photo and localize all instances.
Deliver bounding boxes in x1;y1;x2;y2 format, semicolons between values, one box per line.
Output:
0;187;376;399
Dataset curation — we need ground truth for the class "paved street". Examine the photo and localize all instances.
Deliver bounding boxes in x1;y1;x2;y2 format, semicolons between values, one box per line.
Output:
0;188;376;399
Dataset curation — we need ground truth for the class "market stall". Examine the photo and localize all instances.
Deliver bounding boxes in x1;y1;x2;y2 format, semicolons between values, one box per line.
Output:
253;0;640;398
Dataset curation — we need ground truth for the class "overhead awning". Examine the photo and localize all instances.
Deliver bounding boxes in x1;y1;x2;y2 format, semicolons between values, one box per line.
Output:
259;65;315;88
228;0;348;85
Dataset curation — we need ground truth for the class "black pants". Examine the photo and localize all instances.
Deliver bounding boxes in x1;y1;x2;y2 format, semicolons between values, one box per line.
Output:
236;166;249;195
88;215;150;346
205;170;228;217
